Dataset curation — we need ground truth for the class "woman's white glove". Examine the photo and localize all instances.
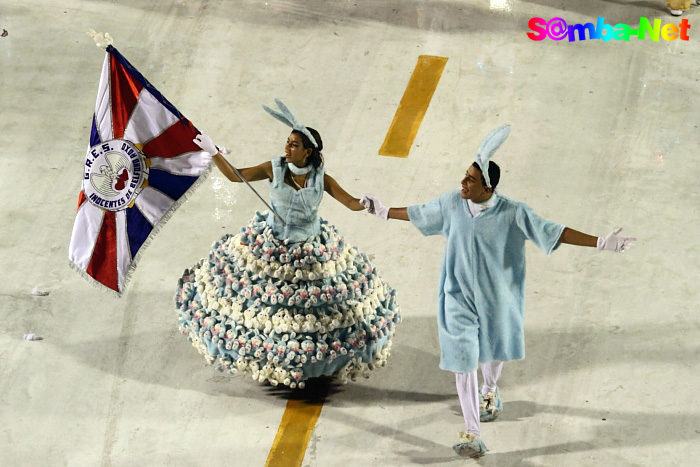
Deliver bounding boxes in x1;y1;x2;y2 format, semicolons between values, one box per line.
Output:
597;227;636;253
193;133;220;156
360;193;389;220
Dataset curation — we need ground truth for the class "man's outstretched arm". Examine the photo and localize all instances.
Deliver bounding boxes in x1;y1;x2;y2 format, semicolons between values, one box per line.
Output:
559;227;597;247
388;207;410;221
560;227;636;253
360;194;411;221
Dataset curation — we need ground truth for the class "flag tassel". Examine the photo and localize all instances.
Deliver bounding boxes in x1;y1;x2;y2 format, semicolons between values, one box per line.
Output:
86;29;113;49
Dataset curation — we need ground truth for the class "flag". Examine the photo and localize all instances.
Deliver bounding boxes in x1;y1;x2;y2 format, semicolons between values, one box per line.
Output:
69;45;212;295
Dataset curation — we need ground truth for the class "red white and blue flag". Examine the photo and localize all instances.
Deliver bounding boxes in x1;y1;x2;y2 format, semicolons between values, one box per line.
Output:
69;46;211;295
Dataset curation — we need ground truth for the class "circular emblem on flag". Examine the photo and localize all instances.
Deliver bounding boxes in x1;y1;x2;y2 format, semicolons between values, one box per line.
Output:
83;139;149;212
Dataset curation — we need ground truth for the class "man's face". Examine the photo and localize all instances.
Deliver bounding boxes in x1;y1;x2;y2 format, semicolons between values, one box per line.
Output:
461;165;491;200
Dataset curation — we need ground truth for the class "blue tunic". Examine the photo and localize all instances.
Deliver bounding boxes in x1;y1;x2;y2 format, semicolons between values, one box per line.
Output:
266;157;324;243
407;191;565;373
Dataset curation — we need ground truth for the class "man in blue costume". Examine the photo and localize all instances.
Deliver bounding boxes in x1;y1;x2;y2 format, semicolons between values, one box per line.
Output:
361;125;635;458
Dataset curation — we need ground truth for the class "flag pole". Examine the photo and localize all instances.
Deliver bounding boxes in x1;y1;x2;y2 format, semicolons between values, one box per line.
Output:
217;153;287;227
85;33;287;227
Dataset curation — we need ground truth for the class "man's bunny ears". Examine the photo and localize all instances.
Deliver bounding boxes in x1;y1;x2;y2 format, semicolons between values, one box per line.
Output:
475;124;510;188
262;98;318;148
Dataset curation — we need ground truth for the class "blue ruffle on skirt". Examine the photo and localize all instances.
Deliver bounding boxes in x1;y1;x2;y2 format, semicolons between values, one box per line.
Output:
175;212;401;388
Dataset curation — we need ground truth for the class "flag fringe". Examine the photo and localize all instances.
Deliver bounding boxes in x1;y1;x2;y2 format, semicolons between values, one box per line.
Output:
70;161;215;298
118;161;215;294
68;260;123;298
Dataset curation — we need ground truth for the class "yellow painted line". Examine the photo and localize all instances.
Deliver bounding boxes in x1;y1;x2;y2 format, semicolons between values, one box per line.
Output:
265;398;325;467
379;55;448;158
263;55;447;466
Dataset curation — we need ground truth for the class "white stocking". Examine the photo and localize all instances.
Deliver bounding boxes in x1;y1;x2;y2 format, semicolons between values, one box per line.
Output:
455;371;480;436
480;360;503;395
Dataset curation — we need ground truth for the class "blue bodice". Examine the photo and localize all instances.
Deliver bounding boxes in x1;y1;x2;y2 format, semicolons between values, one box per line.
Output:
266;157;324;243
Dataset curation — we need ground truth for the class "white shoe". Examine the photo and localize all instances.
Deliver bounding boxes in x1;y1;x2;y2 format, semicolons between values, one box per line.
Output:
453;431;488;458
669;8;683;15
479;387;502;422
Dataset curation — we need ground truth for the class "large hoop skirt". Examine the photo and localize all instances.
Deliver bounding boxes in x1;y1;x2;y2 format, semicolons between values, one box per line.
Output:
175;212;401;388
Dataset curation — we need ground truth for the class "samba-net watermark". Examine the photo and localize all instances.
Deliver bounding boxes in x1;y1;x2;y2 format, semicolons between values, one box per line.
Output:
528;17;690;42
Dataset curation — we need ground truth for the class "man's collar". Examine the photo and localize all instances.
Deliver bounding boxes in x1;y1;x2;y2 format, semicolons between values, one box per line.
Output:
471;192;498;208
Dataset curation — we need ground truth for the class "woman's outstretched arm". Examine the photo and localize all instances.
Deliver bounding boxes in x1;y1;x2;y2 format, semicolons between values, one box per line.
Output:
324;173;364;211
213;154;273;183
195;133;273;182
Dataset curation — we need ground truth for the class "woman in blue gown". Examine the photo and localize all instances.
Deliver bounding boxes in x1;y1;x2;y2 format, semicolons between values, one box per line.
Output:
175;120;401;389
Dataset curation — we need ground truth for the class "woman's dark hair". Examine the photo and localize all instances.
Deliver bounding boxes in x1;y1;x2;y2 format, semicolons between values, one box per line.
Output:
471;161;500;190
292;127;324;169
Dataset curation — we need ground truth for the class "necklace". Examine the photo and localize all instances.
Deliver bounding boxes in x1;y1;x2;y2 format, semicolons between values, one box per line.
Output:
290;173;306;190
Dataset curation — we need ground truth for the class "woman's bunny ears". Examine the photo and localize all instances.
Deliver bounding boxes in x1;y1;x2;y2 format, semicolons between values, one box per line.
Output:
475;124;510;188
262;99;318;148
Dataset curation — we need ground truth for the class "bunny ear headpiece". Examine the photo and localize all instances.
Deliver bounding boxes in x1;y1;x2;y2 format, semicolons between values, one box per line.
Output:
262;98;318;148
475;124;511;188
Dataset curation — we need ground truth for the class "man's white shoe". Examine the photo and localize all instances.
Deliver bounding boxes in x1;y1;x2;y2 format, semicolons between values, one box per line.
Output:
479;387;503;422
453;431;488;458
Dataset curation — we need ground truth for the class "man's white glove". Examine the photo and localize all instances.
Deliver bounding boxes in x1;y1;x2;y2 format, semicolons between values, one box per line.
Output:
597;227;636;253
193;133;220;156
360;193;389;220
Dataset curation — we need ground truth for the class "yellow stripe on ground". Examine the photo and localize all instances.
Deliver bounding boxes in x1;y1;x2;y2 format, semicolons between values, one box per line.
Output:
263;55;447;466
265;398;325;467
379;55;448;158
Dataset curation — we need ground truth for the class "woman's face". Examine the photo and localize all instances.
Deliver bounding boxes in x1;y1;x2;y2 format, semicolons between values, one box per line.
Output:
284;132;312;167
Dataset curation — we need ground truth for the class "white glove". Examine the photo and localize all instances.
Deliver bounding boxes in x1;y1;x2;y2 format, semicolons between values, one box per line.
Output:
193;133;219;156
360;193;389;220
597;227;636;253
